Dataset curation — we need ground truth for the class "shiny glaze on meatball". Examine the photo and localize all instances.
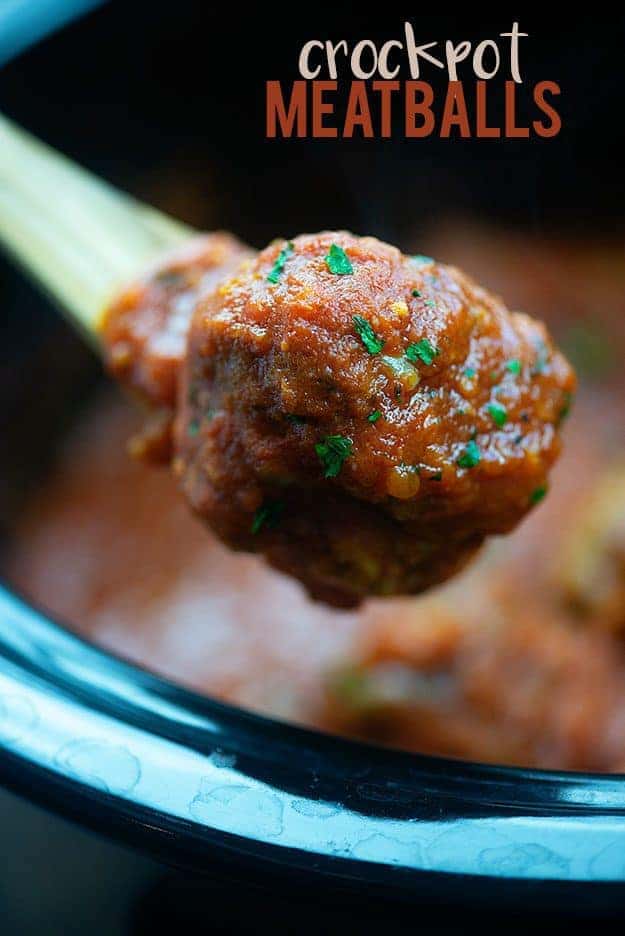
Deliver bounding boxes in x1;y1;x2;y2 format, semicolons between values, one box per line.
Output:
101;232;252;408
175;231;575;606
101;232;252;461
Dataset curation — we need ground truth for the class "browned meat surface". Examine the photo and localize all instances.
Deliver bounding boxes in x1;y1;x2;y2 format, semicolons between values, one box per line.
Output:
100;232;252;459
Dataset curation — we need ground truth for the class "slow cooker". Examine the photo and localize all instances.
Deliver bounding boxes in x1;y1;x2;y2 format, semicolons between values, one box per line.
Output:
2;4;625;931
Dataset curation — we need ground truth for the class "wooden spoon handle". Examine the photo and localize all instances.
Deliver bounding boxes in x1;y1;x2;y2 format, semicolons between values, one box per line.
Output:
0;113;192;347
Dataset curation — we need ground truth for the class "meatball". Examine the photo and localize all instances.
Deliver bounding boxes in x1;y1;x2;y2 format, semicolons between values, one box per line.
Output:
100;232;252;459
174;231;575;607
101;232;252;408
324;604;625;770
556;463;625;632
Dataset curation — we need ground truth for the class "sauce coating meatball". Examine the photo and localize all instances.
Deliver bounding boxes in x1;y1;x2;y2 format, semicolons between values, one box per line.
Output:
100;232;252;461
175;231;575;606
101;232;252;407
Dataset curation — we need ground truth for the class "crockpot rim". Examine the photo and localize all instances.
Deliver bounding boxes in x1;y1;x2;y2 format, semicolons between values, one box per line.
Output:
4;574;625;789
3;576;625;898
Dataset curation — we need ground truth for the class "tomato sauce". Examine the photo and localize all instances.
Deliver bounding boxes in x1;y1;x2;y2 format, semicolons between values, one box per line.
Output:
5;225;624;770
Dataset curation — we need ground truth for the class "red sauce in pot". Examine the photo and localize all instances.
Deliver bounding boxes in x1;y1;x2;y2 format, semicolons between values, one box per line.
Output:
5;225;625;771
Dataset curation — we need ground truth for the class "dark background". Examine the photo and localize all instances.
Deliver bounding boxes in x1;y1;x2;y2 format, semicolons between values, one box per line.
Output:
1;5;624;247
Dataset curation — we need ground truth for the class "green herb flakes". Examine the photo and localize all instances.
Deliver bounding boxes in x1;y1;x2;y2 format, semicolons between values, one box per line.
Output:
325;243;353;275
406;338;439;366
267;241;294;284
457;439;481;469
411;255;434;266
488;401;508;427
557;392;573;426
506;359;522;376
251;499;284;534
464;367;476;379
367;410;382;423
330;667;375;711
530;485;548;505
315;435;353;478
188;418;200;437
353;315;384;354
531;341;550;376
412;289;421;298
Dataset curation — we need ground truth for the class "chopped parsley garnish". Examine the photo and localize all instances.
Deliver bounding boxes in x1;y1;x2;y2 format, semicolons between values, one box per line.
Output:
155;269;184;286
315;435;353;478
406;338;439;366
427;469;443;481
251;499;284;534
464;367;476;379
367;410;382;423
325;243;353;275
412;289;421;297
425;299;436;309
411;254;434;266
557;392;573;426
457;439;481;469
530;485;548;505
506;359;522;376
188;418;200;437
531;341;550;376
487;401;508;427
353;315;384;354
267;241;294;284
